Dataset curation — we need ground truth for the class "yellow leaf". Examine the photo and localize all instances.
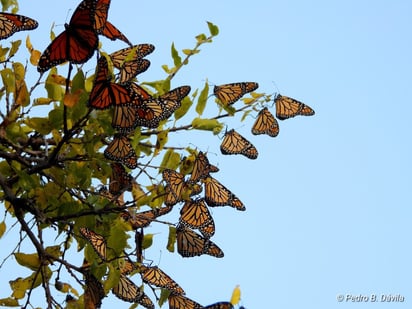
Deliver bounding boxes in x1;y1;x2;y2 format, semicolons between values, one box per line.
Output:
51;74;69;86
154;130;169;156
230;285;241;305
34;97;53;105
14;252;41;271
15;79;29;106
30;49;41;67
0;221;5;238
0;297;19;306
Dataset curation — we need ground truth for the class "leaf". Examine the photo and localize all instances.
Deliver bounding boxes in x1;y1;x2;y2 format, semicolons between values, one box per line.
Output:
33;97;53;106
207;21;219;36
14;79;29;106
174;96;193;121
24;117;53;135
30;49;41;67
154;130;169;156
195;33;207;43
166;226;176;252
171;42;181;67
230;285;241;305
0;297;19;306
191;118;223;133
0;221;6;238
196;82;209;115
14;252;41;271
142;233;154;249
64;89;83;108
8;40;21;58
1;68;15;94
159;149;180;171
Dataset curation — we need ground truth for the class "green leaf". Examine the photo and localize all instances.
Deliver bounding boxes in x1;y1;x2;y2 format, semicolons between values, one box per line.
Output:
166;226;176;252
142;234;154;249
196;82;209;115
14;252;41;271
160;149;180;171
174;96;193;121
24;117;53;135
195;33;207;43
0;297;19;306
171;42;181;67
207;21;219;36
191;118;223;133
8;40;21;58
0;221;5;239
1;68;15;94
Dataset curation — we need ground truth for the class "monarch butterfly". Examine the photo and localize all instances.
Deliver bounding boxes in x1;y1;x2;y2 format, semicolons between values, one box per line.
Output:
203;176;245;211
140;265;185;295
37;0;98;72
176;224;224;258
120;258;136;275
251;107;279;137
168;293;203;309
104;134;138;169
110;44;155;83
0;13;38;40
162;169;186;206
179;198;215;238
109;163;133;195
214;82;259;106
274;94;315;120
94;0;132;45
121;205;173;229
189;151;219;184
84;272;105;308
220;129;258;160
88;56;132;109
112;274;154;309
204;302;234;309
79;227;107;260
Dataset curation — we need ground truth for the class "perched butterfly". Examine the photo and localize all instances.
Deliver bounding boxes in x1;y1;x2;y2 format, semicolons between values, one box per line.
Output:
112;274;154;309
94;0;132;45
162;169;186;206
274;94;315;120
104;134;138;169
203;176;245;211
37;0;98;72
84;272;105;309
88;56;132;109
189;151;219;184
168;293;203;309
214;82;258;106
251;107;279;137
109;163;133;195
79;227;107;260
110;44;155;83
134;86;191;128
121;205;173;229
120;258;136;275
204;302;234;309
220;129;258;159
140;265;185;295
179;198;215;238
0;13;38;40
176;224;224;258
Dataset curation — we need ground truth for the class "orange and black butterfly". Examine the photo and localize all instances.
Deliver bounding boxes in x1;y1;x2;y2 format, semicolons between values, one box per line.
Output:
84;272;105;308
0;13;38;40
220;129;258;159
79;227;107;261
104;134;138;169
88;56;132;109
111;83;151;132
274;94;315;120
112;274;154;308
109;163;133;195
119;258;136;275
204;302;234;309
121;205;173;229
110;44;155;83
162;169;186;206
168;293;203;309
94;0;132;46
176;224;224;258
37;0;98;72
214;82;258;106
140;265;185;295
179;198;215;238
189;151;219;184
134;86;191;128
251;107;279;137
202;176;245;211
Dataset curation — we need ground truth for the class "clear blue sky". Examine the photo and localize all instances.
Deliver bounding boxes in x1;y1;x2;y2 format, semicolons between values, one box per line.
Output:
1;0;412;308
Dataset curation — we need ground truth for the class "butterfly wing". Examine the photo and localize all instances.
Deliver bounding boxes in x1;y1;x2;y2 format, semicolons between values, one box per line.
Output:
168;294;203;309
140;265;185;295
214;82;258;105
37;0;98;72
104;134;138;169
220;129;258;159
0;13;38;39
275;94;315;120
162;169;186;206
251;107;279;137
204;302;234;309
79;227;107;260
179;198;215;238
203;176;245;211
